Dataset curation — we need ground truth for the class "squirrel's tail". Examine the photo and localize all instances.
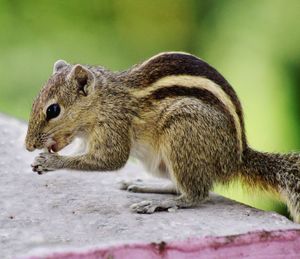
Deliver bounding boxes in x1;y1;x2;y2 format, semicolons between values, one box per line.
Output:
241;147;300;223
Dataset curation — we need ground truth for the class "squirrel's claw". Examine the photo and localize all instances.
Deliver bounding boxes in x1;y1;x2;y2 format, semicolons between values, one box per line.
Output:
31;164;51;175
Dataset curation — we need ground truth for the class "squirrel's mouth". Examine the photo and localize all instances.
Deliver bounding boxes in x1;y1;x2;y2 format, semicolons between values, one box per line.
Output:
45;139;59;153
48;143;59;153
45;134;73;153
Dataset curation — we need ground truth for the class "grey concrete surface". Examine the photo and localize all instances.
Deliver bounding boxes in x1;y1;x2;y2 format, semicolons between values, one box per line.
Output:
0;114;299;259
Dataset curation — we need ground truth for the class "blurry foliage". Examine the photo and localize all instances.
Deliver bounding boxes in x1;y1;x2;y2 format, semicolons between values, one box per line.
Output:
0;0;300;217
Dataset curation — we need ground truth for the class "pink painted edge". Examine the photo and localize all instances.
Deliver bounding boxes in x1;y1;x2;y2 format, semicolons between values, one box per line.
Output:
24;228;300;259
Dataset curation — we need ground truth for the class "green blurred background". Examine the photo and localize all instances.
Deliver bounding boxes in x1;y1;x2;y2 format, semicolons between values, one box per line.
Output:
1;0;300;217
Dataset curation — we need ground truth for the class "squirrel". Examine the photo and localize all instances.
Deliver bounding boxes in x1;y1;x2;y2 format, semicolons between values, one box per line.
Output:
25;52;300;222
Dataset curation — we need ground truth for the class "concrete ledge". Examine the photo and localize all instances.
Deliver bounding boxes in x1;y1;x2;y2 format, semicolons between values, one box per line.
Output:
1;114;299;258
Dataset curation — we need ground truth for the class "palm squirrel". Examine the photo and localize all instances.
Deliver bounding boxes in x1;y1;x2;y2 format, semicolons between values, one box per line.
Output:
25;52;300;222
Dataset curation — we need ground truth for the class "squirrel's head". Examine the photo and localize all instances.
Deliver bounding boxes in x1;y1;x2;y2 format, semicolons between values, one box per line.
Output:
25;60;97;152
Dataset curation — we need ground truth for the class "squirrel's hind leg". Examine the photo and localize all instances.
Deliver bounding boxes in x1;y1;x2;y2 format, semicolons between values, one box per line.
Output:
130;123;213;214
129;165;210;214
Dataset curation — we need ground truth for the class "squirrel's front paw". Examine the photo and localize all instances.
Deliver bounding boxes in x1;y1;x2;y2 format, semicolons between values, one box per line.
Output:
31;153;63;174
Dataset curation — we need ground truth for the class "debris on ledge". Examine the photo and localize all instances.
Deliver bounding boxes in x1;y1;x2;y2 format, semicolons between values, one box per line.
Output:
0;114;299;259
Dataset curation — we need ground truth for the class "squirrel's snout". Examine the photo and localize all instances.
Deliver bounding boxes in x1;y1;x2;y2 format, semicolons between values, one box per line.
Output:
26;142;36;152
25;128;39;151
25;134;37;151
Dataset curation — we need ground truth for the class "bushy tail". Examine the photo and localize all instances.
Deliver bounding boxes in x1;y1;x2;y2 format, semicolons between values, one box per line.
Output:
241;147;300;223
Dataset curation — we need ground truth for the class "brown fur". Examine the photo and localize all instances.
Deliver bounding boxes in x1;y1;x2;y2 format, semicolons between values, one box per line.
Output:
122;52;247;149
25;52;300;222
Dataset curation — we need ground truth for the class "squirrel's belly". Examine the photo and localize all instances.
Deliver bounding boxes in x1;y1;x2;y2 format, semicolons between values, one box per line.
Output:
130;141;170;179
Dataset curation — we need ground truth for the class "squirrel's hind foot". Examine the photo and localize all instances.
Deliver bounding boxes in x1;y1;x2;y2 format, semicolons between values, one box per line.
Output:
130;195;200;214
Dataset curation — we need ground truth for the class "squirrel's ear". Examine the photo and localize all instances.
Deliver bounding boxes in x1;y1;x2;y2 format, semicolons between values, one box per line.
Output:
68;64;95;96
53;60;69;74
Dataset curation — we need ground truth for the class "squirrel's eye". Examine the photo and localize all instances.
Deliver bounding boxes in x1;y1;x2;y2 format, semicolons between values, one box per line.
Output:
46;103;61;121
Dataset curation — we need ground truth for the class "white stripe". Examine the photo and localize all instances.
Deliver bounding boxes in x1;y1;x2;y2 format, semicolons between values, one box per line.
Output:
133;75;243;157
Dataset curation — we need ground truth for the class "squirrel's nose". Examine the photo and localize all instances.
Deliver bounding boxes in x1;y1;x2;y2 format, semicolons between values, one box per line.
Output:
26;142;36;152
